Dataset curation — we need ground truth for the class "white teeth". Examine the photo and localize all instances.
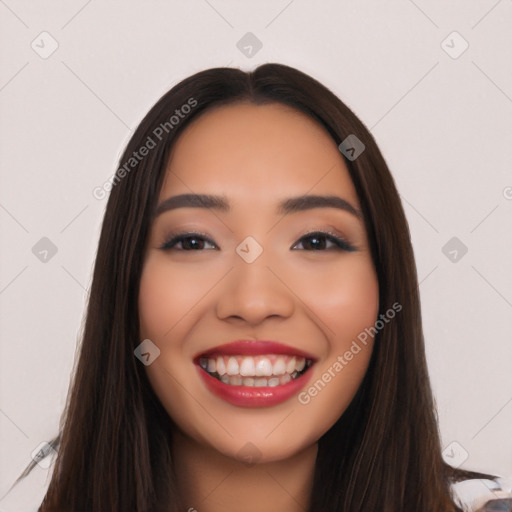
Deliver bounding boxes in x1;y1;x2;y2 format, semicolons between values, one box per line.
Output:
200;354;313;386
239;357;255;376
226;357;239;375
216;356;226;375
215;374;296;387
255;358;273;377
281;373;291;384
207;359;216;373
272;357;286;376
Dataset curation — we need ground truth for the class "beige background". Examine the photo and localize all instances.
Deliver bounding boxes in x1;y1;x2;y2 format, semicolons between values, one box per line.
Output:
1;1;511;510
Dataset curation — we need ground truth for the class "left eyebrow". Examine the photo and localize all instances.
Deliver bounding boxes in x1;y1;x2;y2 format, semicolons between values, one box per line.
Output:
277;194;362;218
154;193;362;219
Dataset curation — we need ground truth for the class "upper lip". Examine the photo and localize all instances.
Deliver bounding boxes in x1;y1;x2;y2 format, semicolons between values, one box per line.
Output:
194;340;317;361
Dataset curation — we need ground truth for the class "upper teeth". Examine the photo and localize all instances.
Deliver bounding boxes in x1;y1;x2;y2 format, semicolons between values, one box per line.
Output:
199;355;308;378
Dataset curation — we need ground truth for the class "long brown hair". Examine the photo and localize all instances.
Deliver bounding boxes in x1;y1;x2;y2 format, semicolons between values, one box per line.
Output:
12;63;495;511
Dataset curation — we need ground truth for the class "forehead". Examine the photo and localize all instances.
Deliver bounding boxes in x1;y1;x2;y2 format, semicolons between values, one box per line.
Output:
161;102;358;205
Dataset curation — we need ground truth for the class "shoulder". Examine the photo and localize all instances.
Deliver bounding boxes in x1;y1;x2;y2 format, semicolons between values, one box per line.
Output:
450;475;512;512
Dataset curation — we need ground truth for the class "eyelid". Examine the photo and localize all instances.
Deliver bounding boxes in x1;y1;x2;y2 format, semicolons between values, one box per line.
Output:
291;229;357;251
159;230;218;251
158;228;357;252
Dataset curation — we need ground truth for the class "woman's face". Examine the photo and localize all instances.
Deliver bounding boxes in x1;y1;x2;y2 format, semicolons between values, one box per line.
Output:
138;102;379;463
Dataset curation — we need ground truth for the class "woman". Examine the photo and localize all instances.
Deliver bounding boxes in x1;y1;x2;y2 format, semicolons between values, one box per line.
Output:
12;63;511;511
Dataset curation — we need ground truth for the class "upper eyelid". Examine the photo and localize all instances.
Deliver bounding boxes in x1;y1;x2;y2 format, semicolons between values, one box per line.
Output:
160;230;356;250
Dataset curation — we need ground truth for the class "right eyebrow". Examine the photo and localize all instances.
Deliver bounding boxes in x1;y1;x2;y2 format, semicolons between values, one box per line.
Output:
154;194;229;216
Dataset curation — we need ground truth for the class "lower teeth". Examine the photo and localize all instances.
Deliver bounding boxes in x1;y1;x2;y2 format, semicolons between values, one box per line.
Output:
209;368;307;387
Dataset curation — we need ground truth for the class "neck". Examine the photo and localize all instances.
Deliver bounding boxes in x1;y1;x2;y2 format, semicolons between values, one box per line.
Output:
171;428;317;512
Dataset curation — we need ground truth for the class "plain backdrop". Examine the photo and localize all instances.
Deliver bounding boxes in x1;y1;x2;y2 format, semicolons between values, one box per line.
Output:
1;1;511;510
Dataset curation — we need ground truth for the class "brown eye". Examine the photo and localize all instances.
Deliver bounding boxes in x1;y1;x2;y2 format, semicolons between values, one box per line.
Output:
292;232;356;252
160;233;218;251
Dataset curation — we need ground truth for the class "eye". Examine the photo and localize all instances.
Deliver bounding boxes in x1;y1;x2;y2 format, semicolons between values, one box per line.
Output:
292;231;356;252
159;231;356;252
159;232;218;251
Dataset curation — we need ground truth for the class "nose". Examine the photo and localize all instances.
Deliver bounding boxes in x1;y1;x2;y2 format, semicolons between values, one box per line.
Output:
215;250;295;326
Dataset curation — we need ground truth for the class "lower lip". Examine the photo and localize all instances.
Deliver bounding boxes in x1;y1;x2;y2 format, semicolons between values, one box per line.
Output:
196;364;314;408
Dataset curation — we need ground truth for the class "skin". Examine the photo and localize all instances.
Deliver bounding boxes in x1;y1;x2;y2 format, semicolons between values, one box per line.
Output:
138;102;379;511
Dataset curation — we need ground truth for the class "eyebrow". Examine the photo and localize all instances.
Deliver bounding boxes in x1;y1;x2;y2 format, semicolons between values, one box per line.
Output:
154;193;362;218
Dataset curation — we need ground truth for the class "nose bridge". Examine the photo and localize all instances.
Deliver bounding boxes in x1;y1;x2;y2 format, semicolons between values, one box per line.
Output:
215;239;294;323
234;240;273;286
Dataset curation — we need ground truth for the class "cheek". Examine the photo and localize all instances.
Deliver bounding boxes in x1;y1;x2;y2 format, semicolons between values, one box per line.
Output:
139;264;173;341
294;255;379;340
138;257;206;427
138;254;208;339
329;266;379;340
292;257;379;437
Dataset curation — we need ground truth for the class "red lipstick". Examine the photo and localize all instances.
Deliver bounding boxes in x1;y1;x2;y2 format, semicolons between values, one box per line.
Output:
196;367;313;407
194;340;316;408
194;339;317;360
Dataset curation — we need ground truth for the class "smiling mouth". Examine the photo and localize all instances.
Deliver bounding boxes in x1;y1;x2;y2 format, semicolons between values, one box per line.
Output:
198;354;314;387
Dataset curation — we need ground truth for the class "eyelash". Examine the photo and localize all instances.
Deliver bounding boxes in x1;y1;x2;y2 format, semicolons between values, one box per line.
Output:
159;230;356;252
